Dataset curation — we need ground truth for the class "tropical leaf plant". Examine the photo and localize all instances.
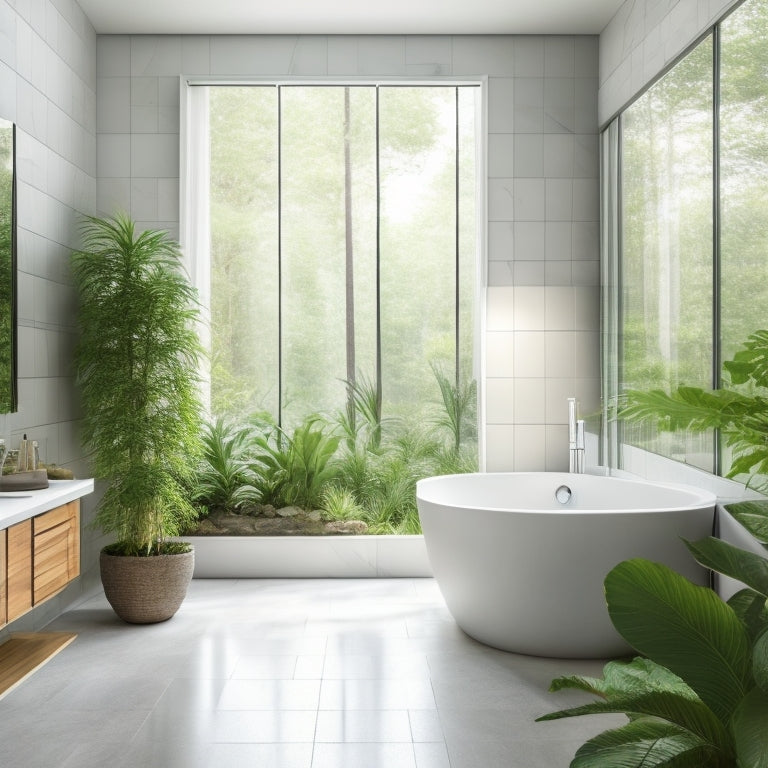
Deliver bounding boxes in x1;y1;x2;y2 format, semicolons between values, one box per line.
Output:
620;330;768;489
253;416;341;509
336;372;388;453
191;418;262;513
537;502;768;768
430;361;477;454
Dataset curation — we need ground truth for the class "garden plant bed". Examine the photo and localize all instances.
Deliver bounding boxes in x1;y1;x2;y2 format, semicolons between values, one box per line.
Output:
186;506;369;536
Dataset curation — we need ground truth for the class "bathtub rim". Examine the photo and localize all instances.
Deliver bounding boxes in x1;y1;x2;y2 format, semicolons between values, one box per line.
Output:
416;471;718;516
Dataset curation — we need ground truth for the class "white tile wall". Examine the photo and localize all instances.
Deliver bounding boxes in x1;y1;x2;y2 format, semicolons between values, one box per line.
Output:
0;0;98;638
599;0;741;125
95;33;600;473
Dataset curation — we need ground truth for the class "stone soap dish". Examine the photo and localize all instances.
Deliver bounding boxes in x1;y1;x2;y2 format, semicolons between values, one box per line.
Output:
0;469;49;491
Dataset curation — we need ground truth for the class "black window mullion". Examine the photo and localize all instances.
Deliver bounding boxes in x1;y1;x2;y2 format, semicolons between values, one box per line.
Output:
712;24;722;477
375;86;383;428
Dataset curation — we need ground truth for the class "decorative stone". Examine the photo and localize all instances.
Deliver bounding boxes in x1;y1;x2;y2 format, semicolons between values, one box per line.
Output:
185;512;370;537
277;506;302;517
324;520;369;535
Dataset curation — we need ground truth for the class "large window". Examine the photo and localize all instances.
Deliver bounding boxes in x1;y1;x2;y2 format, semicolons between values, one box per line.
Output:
200;84;478;431
183;83;480;533
606;0;768;480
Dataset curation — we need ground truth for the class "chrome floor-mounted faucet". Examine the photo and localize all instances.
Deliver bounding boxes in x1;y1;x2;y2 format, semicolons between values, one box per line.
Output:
568;397;585;473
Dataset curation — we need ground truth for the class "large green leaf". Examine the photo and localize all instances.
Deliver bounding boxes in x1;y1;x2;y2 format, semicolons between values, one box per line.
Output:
723;330;768;388
727;589;768;643
605;559;752;725
549;657;699;700
685;537;768;598
724;502;768;544
571;720;724;768
620;387;755;433
731;687;768;768
537;690;730;749
754;630;768;694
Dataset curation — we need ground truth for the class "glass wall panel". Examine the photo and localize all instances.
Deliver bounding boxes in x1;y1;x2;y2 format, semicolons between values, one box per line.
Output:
620;37;715;470
458;87;479;400
206;83;478;442
720;0;768;476
281;87;377;428
209;87;279;420
379;87;458;422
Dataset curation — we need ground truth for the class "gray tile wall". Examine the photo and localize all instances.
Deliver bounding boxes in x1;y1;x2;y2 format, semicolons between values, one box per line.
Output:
0;0;99;637
96;34;601;473
599;0;741;126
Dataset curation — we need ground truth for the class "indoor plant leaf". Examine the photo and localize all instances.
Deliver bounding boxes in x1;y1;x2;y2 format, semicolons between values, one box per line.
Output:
548;657;699;700
685;537;768;598
724;502;768;544
537;690;731;749
604;558;752;725
753;629;768;695
727;589;768;643
730;686;768;768
571;720;724;768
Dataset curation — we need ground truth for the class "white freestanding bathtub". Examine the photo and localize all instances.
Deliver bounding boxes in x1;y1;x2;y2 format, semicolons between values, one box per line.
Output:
416;472;717;659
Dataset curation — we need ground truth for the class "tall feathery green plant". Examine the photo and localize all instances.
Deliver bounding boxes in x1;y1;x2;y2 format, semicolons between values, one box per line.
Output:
72;213;203;555
621;330;768;491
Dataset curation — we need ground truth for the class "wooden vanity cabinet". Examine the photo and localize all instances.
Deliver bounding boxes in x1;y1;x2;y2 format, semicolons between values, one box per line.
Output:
2;501;80;627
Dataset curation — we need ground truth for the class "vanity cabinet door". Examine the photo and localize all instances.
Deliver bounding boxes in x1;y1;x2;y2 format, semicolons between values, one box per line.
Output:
7;520;32;622
0;529;6;626
33;502;79;605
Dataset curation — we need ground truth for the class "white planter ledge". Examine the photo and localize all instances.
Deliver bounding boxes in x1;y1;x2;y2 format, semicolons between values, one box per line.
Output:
179;534;433;578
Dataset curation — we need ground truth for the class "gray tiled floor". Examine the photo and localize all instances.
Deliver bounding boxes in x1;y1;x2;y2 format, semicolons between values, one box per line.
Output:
0;579;623;767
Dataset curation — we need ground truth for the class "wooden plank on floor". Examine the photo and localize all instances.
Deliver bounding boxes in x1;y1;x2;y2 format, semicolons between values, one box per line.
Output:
0;632;77;700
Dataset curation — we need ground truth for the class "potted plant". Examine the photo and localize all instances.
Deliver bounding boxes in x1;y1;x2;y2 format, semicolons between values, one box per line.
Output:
537;504;768;766
72;213;203;623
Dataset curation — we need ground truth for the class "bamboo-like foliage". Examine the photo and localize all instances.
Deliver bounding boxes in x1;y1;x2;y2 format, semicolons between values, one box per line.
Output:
72;214;203;554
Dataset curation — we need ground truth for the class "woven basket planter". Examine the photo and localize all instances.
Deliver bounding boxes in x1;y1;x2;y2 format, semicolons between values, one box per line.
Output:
100;547;195;624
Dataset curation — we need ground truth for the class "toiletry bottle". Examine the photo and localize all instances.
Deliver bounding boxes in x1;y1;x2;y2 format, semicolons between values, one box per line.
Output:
3;449;17;475
32;440;39;471
0;439;5;471
18;434;27;472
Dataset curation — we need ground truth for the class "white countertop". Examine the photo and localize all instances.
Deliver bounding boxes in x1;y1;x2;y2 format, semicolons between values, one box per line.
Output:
0;478;94;529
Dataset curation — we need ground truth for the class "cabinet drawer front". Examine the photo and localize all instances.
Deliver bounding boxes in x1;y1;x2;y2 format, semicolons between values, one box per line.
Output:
34;563;70;604
34;523;71;604
34;502;77;535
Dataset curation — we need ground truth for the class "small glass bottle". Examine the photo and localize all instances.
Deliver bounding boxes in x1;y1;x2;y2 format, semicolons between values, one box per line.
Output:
3;448;18;475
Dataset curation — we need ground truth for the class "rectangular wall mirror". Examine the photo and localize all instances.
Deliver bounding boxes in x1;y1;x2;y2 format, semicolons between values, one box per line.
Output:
0;119;17;413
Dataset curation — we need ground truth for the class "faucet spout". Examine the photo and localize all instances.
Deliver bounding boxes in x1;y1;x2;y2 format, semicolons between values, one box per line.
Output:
567;397;585;473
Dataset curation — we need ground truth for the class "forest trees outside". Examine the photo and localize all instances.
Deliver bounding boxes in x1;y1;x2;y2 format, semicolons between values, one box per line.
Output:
190;84;479;534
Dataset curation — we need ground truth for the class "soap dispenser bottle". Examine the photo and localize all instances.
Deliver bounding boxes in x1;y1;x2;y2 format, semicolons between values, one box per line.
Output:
18;434;27;472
